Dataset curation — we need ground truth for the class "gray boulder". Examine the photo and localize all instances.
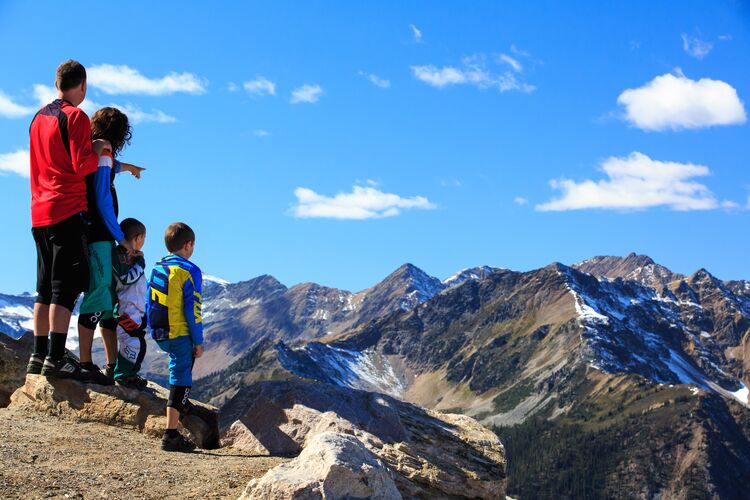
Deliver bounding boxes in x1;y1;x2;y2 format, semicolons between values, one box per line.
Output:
241;431;401;499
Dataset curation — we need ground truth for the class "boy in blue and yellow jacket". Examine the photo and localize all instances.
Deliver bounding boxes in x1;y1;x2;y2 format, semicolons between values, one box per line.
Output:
146;222;203;453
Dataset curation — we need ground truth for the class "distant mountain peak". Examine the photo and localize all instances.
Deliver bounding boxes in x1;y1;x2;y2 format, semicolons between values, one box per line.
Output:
443;266;500;288
574;253;677;289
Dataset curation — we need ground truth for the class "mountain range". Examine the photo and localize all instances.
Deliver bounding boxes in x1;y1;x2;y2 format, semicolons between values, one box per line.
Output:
2;254;749;498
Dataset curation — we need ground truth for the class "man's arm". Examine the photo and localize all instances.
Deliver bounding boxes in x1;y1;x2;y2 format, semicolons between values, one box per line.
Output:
67;109;100;177
182;269;203;346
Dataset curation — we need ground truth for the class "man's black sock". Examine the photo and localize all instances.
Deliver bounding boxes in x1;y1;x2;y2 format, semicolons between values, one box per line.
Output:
33;335;48;357
48;332;67;360
80;362;96;370
165;428;179;438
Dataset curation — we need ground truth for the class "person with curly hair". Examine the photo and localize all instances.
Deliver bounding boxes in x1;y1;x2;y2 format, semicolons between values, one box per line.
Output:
76;107;146;385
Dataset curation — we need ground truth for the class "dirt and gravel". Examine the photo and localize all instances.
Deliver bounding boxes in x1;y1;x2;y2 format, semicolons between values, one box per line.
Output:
0;406;287;499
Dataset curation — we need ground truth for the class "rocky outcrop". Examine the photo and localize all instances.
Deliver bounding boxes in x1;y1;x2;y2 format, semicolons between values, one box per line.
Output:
10;374;219;449
220;380;506;499
241;431;401;499
0;333;32;407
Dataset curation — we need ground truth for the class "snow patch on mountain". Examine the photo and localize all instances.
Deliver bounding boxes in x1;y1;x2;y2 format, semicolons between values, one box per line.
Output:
443;266;500;288
561;266;748;406
276;341;405;397
0;293;35;339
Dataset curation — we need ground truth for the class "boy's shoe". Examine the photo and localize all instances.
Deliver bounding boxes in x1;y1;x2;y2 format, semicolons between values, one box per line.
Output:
26;353;45;374
116;375;148;390
102;364;115;380
161;432;196;453
80;363;115;386
41;355;84;380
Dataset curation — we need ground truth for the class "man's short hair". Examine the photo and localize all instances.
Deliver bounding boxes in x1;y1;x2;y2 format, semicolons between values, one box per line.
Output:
56;60;86;92
164;222;195;252
120;218;146;240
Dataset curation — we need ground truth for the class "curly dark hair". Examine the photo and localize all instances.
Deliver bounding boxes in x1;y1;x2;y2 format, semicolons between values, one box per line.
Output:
90;107;132;157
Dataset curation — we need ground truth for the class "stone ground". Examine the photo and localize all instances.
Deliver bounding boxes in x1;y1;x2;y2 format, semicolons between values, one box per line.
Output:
0;406;287;499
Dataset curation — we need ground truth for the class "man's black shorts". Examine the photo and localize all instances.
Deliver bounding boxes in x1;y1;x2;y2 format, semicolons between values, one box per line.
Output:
32;212;90;311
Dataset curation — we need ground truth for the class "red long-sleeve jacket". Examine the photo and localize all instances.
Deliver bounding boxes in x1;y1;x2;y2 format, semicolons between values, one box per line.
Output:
29;99;99;227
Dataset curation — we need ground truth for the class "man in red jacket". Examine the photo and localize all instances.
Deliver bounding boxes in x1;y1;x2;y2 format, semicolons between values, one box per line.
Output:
27;60;111;380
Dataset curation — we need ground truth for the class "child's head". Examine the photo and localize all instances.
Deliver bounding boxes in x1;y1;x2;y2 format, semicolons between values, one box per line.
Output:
120;218;146;251
164;222;195;259
90;107;132;157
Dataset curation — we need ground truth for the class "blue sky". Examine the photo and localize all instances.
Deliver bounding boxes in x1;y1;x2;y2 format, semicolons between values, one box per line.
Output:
0;1;749;293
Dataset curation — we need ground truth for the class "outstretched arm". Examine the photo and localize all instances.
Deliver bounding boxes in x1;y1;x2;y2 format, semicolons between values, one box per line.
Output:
93;152;125;243
116;161;146;179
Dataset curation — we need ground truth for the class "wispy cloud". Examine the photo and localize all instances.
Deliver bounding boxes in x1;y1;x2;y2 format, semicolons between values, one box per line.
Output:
290;84;323;104
0;91;35;118
359;71;391;88
253;129;270;137
112;104;176;124
410;24;423;43
243;77;276;97
536;152;727;212
440;179;462;188
411;55;535;93
227;82;239;92
291;185;436;219
0;149;29;177
514;197;529;205
681;33;713;59
617;71;746;131
33;84;58;106
87;64;206;95
498;54;523;73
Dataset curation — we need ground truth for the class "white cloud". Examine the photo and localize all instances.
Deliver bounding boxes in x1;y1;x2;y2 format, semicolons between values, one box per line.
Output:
0;91;35;118
410;24;423;42
536;152;724;212
290;84;323;104
0;149;29;177
243;77;276;97
617;72;746;131
291;185;436;220
359;72;391;88
411;56;534;93
87;64;206;95
32;84;175;124
227;82;239;92
33;84;58;106
253;129;270;137
514;196;529;205
681;34;713;59
110;104;176;124
498;54;522;72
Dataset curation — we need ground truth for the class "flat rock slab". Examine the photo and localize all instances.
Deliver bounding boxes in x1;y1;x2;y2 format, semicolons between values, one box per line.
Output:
0;405;285;499
221;380;506;499
10;374;220;449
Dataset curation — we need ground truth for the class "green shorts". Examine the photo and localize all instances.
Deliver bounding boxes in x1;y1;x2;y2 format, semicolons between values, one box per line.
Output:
79;241;115;318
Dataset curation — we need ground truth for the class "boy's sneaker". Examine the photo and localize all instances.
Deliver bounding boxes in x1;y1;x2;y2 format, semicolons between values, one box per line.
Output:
80;363;115;386
102;364;115;380
161;432;196;453
41;355;84;380
26;353;45;374
116;375;148;390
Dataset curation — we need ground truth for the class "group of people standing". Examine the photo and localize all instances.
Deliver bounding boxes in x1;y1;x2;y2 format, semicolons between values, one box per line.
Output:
27;60;205;452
